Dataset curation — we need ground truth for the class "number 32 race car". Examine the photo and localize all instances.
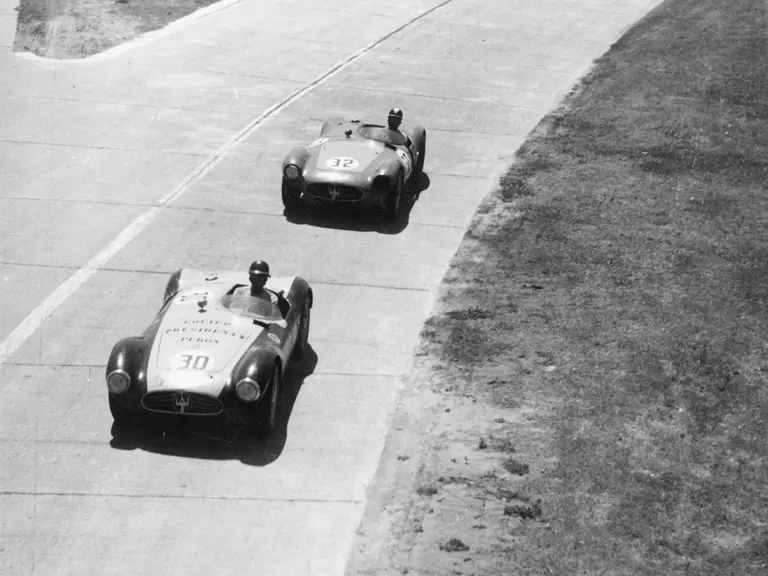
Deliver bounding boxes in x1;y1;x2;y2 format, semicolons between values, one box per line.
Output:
281;116;427;221
105;268;313;433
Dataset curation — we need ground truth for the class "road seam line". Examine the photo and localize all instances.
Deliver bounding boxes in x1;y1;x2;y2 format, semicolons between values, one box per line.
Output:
0;0;453;365
0;490;363;503
0;138;209;156
308;83;551;109
0;362;407;377
0;262;457;282
0;200;472;226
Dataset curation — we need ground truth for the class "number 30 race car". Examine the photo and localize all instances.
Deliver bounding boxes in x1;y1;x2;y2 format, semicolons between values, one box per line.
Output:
105;268;313;433
281;116;427;221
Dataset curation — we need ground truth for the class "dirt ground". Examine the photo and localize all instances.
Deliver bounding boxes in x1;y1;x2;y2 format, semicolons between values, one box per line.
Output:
13;0;223;58
347;0;768;574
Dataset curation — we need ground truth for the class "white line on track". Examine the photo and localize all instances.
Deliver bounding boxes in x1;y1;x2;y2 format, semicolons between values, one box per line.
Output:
0;0;453;365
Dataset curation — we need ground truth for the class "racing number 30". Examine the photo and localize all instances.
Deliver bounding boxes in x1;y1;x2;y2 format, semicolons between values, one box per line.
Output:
178;354;210;370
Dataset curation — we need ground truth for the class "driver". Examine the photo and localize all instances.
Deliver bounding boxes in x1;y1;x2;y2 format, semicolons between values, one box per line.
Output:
386;108;411;147
231;261;289;316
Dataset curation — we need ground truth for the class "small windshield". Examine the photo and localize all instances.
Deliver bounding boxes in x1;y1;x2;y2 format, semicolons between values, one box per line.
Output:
220;295;284;322
357;125;407;147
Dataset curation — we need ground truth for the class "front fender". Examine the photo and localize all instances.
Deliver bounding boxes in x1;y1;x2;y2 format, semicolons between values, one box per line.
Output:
369;157;402;192
282;148;311;190
283;148;310;173
320;117;345;136
231;346;281;390
106;337;150;397
163;269;183;303
372;156;402;178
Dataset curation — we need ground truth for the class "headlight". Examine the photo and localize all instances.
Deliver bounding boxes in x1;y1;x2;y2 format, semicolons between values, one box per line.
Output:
106;370;130;394
236;378;261;402
284;164;301;180
372;174;392;191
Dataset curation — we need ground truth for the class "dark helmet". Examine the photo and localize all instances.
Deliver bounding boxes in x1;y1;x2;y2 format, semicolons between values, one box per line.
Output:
248;260;271;277
388;107;403;127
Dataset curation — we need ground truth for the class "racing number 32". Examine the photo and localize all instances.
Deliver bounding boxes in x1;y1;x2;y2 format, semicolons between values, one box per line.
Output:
178;354;210;370
325;156;359;169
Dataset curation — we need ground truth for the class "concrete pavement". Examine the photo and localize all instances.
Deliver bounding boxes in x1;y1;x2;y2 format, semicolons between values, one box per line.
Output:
0;0;16;50
0;0;661;574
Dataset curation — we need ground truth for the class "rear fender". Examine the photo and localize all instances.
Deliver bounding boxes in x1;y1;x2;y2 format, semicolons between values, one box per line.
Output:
283;277;311;310
280;280;311;344
402;125;426;152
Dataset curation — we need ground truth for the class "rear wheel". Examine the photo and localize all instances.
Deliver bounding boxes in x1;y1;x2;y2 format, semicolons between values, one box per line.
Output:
383;174;403;222
282;179;302;213
254;368;280;432
415;130;426;175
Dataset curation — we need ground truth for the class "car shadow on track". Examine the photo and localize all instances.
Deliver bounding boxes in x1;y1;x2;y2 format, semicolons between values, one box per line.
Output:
108;345;318;466
284;173;431;235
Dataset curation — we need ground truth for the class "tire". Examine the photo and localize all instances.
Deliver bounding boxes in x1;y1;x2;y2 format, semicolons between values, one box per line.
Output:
415;130;426;175
383;174;403;222
109;396;135;427
282;179;302;213
254;368;280;432
405;131;425;193
293;298;311;359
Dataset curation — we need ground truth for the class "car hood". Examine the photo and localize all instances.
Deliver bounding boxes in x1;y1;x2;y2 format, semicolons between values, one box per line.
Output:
304;137;395;183
145;303;261;396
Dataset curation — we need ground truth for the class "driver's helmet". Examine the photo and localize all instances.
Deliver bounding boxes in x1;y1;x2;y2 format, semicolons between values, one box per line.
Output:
388;108;403;129
249;260;271;277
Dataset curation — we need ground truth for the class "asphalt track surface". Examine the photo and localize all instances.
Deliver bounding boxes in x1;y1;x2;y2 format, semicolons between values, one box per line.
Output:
0;0;660;574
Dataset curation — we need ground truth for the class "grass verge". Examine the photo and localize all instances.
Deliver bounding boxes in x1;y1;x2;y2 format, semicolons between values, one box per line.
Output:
349;0;768;573
14;0;223;58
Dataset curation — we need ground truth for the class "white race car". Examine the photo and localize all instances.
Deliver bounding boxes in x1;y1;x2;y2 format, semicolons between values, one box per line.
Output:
105;268;312;433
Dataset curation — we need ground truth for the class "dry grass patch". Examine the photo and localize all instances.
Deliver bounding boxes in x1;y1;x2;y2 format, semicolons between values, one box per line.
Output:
349;0;768;574
14;0;223;58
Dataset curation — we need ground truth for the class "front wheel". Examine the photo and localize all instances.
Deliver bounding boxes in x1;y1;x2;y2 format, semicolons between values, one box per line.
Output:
254;368;280;433
383;174;403;222
109;396;135;427
282;179;302;213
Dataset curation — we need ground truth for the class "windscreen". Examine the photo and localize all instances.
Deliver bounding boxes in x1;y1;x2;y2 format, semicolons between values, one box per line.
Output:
220;295;283;322
357;125;406;147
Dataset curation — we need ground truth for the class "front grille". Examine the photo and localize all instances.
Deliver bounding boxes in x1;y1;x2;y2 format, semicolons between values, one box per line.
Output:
305;183;364;201
141;391;223;416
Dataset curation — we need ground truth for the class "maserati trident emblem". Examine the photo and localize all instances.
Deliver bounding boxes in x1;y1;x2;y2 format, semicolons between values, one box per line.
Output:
329;185;341;200
173;393;191;413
